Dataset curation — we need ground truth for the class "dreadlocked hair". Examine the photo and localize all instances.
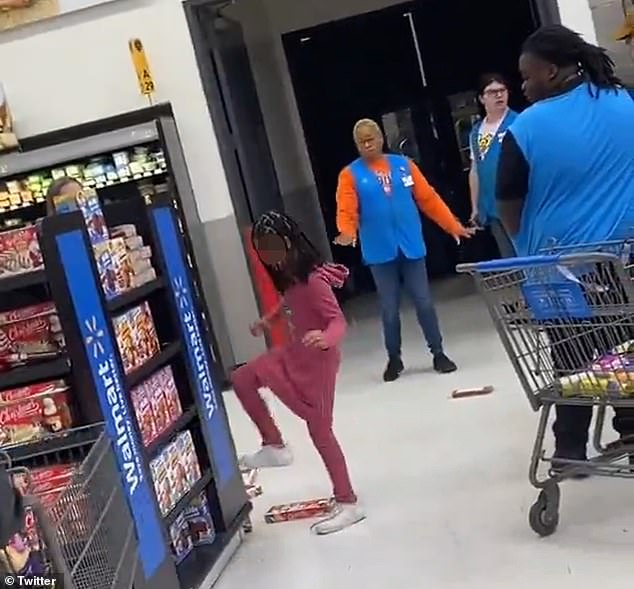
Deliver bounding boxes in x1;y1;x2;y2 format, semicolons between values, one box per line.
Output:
251;211;325;293
523;25;623;96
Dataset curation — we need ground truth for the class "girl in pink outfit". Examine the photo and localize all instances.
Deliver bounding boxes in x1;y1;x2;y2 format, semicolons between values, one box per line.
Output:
231;211;365;535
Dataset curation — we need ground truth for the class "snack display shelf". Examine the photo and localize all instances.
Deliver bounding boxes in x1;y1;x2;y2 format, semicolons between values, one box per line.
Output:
126;341;181;389
2;422;103;463
164;470;213;528
0;269;47;293
0;355;70;391
147;405;197;459
107;277;165;313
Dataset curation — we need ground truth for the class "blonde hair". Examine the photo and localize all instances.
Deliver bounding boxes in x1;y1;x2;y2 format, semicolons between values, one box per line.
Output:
353;118;381;139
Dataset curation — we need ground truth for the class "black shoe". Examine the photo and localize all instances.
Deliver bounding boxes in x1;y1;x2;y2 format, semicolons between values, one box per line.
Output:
383;357;404;382
433;353;457;374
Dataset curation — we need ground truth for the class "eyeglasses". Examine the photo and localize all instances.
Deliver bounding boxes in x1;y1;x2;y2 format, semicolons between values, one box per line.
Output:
483;88;508;97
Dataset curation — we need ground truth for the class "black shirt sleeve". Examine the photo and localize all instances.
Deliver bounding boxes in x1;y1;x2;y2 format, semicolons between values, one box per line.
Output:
496;130;529;204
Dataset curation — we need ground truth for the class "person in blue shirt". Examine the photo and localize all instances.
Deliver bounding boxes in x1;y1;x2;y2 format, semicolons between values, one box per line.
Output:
468;73;518;257
496;25;634;470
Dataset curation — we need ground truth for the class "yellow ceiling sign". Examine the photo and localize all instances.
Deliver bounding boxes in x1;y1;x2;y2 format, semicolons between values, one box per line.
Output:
128;38;156;97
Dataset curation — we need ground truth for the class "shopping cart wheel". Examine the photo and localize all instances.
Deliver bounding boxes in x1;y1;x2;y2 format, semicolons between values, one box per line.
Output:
529;485;560;537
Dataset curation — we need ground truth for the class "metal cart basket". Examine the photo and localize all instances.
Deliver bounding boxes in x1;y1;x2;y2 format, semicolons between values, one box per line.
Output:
2;431;139;589
457;243;634;537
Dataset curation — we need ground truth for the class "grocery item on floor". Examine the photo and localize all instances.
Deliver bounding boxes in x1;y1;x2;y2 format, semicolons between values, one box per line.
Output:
0;302;63;358
0;380;73;448
451;386;494;399
264;498;335;524
242;468;262;499
0;225;44;277
113;302;160;374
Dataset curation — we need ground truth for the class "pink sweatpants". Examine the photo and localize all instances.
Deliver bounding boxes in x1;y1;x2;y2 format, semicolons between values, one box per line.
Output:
231;352;357;504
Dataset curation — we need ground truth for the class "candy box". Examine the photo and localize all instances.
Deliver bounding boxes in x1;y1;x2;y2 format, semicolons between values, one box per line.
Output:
264;498;335;524
130;257;153;276
168;512;194;564
0;381;72;447
148;376;170;435
108;238;134;294
150;453;174;516
75;188;109;245
184;493;215;546
132;267;157;289
130;303;160;364
129;246;152;264
0;303;61;356
157;366;182;421
165;439;190;502
0;225;43;277
113;311;136;373
131;382;157;446
93;242;118;300
111;224;138;239
176;431;201;487
124;235;144;251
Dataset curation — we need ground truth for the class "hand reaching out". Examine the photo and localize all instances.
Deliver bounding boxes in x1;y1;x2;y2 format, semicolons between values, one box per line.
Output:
333;234;356;247
302;330;328;350
249;319;269;338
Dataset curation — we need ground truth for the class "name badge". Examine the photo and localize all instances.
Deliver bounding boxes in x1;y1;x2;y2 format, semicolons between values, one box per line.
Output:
402;175;414;188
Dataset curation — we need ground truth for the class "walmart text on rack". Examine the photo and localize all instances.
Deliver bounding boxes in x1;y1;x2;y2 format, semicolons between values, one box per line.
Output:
98;356;142;493
3;575;61;588
182;308;216;419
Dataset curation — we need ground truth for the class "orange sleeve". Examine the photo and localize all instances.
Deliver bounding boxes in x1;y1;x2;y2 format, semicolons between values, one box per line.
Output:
409;161;463;237
335;167;359;237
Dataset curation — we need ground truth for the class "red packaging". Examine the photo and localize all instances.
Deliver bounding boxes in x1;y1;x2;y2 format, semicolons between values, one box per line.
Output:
150;454;173;516
165;440;189;503
0;303;62;356
168;512;194;564
131;382;157;446
0;381;72;448
113;311;136;373
132;303;160;363
148;378;169;436
184;493;215;546
264;498;335;524
157;367;182;422
0;225;44;277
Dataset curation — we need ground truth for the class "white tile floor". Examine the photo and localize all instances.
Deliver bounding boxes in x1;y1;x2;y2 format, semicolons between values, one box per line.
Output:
217;278;634;589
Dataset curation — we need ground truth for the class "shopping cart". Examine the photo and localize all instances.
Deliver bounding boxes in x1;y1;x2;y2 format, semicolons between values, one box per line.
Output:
457;245;634;537
1;431;140;589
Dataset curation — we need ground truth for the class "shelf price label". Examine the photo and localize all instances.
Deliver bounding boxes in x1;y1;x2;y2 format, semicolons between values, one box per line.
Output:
128;38;156;97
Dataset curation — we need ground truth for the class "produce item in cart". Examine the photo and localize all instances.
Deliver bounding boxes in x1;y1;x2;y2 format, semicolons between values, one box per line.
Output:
130;381;158;446
0;302;63;358
168;512;194;564
264;498;335;524
0;225;44;277
184;493;215;545
0;380;72;447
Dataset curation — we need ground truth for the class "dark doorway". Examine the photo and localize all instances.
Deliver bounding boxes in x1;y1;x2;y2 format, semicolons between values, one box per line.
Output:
283;0;538;296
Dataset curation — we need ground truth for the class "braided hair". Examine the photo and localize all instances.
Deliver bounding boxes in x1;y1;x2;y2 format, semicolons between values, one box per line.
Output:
251;211;324;293
522;25;623;96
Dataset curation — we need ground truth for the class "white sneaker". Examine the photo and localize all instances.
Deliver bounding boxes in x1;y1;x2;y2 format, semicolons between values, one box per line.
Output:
311;502;366;536
239;444;293;470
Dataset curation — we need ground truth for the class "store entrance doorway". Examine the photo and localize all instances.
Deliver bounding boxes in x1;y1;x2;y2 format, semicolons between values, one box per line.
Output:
282;0;537;295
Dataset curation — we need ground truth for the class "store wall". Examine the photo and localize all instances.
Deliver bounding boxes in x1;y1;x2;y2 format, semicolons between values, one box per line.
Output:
0;0;263;367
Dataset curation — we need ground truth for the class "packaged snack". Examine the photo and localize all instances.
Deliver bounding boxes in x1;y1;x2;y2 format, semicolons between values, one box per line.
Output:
132;267;157;289
113;311;136;373
75;188;109;245
133;303;160;362
148;377;170;435
131;382;157;446
264;498;335;524
157;366;182;422
130;257;152;276
0;303;62;356
124;235;144;251
168;512;194;564
150;453;174;516
0;225;43;277
128;246;152;264
111;224;138;239
93;242;118;300
592;353;634;376
177;431;201;487
165;439;190;503
184;493;215;546
0;381;72;447
108;238;134;294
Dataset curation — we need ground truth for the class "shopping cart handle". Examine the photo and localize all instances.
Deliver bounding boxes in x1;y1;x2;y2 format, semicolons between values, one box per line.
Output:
457;255;561;273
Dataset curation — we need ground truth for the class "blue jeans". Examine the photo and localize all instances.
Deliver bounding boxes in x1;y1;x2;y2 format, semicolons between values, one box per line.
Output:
369;255;443;358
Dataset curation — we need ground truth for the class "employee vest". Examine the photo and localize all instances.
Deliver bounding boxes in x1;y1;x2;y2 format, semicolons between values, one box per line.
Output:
349;154;426;265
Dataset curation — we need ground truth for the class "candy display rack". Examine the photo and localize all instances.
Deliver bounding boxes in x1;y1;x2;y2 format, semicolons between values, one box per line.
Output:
0;198;249;589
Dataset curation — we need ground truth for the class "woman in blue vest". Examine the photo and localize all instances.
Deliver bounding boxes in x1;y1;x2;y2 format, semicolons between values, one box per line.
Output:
496;25;634;470
335;119;473;382
468;73;518;258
